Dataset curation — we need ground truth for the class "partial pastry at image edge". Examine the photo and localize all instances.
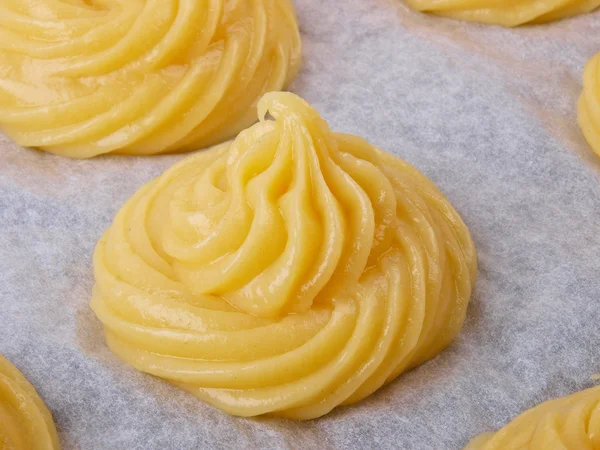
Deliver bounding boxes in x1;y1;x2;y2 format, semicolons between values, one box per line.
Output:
0;0;301;158
578;51;600;157
405;0;600;27
0;354;61;450
464;385;600;449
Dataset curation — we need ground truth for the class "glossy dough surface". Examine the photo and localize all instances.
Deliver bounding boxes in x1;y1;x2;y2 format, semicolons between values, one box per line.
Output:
579;52;600;158
0;0;301;158
405;0;600;26
0;355;60;450
464;386;600;449
91;92;477;419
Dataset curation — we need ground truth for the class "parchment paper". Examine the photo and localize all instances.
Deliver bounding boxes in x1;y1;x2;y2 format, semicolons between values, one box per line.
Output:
1;1;600;448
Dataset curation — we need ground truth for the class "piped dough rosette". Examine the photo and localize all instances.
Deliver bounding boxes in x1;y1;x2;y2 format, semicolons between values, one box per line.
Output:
0;355;60;450
405;0;600;26
579;52;600;158
0;0;301;158
91;92;477;419
464;385;600;449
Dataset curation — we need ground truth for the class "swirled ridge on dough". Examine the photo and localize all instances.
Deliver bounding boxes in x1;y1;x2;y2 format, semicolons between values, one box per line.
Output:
0;0;301;158
405;0;600;26
91;91;477;419
579;52;600;157
464;385;600;449
0;355;60;450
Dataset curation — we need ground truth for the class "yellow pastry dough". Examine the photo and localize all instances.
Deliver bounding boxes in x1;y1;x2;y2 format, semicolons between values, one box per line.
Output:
0;355;60;450
405;0;600;26
0;0;301;158
91;92;477;419
464;385;600;449
579;52;600;158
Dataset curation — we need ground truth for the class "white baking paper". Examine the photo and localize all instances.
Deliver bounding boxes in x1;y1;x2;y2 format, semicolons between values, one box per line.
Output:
1;1;600;448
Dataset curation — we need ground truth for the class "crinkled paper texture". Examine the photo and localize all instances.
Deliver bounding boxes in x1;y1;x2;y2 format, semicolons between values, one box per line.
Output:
1;1;599;448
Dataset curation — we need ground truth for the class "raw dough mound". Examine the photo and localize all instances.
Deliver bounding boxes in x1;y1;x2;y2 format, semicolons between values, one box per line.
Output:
405;0;600;26
465;385;600;449
0;0;301;158
0;355;60;450
91;92;477;419
579;52;600;157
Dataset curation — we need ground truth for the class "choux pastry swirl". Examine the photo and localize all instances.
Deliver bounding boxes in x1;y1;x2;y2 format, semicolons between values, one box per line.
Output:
405;0;600;26
91;92;477;419
579;51;600;157
0;0;301;158
0;354;60;450
465;385;600;449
